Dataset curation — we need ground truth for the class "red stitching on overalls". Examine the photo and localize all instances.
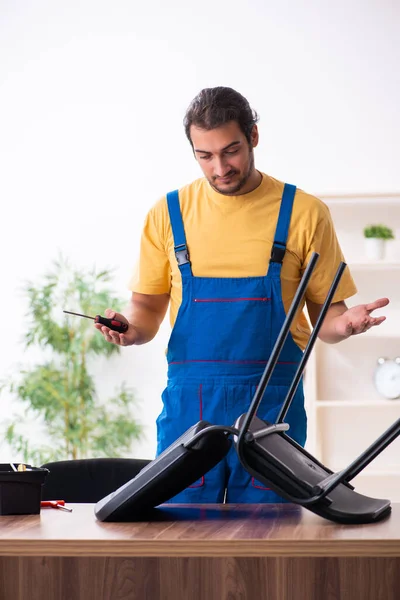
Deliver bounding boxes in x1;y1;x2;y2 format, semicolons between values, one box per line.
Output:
251;477;271;491
188;383;205;488
199;383;203;420
193;297;271;302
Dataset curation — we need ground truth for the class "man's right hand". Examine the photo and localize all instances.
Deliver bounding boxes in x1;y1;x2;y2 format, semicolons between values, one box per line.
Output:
94;292;170;347
94;308;138;346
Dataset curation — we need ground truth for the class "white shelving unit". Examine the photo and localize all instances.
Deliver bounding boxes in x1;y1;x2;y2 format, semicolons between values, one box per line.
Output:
303;192;400;501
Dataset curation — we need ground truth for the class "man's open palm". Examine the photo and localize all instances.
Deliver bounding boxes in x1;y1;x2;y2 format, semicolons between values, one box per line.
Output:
333;297;389;339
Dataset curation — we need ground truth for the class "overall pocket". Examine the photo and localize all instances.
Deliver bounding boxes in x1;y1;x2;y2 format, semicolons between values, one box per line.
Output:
190;296;272;362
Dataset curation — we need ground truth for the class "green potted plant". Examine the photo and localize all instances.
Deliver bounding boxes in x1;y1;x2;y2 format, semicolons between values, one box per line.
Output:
363;224;394;261
1;256;143;465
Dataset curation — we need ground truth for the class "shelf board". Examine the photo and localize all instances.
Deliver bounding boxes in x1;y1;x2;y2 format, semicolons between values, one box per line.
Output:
316;400;400;407
320;194;400;206
349;262;400;271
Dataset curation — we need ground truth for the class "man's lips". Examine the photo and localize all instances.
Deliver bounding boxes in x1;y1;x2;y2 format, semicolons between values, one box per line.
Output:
216;173;237;183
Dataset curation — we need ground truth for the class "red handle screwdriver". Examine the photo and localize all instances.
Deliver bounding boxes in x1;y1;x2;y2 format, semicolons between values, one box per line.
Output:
41;500;73;512
63;310;129;333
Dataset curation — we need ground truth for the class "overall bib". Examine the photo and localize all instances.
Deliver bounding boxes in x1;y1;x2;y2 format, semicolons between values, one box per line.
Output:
156;183;307;503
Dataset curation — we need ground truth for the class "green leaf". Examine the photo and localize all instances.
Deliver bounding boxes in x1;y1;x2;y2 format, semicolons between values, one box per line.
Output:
363;224;395;240
1;254;142;463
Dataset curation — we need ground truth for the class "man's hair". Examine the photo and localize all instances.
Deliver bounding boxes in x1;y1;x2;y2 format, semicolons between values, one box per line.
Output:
183;87;259;146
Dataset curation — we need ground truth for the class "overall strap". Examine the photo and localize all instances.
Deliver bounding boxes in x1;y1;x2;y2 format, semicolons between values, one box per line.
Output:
268;183;296;272
166;190;192;276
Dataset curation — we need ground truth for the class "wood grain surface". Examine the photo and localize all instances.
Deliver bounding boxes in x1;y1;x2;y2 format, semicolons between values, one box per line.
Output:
0;503;399;557
0;556;399;600
0;504;399;599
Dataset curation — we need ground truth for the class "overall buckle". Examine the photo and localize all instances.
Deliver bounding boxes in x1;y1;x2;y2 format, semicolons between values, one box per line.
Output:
269;242;286;264
175;244;190;266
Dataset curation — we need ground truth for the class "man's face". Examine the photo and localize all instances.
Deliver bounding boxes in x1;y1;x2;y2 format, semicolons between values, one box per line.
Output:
190;121;259;195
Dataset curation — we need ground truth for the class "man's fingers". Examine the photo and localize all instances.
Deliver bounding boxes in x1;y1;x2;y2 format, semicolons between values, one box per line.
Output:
356;315;386;334
354;318;369;334
101;326;112;341
344;312;387;338
371;316;386;326
365;298;390;313
95;320;133;345
98;325;116;344
104;308;129;325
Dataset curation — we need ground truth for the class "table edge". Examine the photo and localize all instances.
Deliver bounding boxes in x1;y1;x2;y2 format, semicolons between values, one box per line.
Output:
1;539;400;557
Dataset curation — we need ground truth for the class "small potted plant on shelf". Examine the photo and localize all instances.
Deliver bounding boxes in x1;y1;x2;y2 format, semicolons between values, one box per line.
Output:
363;224;394;261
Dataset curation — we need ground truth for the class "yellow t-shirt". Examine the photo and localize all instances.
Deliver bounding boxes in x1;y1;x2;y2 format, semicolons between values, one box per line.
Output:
129;173;357;350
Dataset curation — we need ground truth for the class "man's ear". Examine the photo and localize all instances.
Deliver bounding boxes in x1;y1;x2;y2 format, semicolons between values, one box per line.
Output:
250;124;259;148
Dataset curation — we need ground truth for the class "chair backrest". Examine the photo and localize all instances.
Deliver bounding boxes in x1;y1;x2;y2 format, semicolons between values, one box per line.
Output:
94;421;232;521
40;457;151;503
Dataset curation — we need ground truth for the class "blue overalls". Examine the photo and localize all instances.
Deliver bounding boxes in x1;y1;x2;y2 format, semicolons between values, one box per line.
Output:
156;183;307;503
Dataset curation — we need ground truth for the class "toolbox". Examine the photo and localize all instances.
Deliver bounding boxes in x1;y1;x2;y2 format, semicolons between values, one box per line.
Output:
0;464;48;515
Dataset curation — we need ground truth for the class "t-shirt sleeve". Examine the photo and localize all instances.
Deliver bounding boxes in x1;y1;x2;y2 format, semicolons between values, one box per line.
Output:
128;203;171;295
303;202;358;304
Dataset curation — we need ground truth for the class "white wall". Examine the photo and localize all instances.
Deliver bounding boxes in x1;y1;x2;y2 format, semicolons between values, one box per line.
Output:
1;0;399;460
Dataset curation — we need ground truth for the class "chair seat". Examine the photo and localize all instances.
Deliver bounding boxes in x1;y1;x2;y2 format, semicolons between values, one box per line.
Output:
234;415;391;525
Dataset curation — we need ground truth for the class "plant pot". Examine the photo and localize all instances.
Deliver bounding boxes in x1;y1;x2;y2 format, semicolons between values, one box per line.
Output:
364;237;385;261
385;238;400;261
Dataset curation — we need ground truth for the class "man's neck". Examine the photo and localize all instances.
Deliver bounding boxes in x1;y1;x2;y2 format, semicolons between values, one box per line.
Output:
235;169;263;195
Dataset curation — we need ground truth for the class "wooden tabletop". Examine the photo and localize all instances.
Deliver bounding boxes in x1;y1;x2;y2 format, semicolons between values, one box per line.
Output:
0;503;399;558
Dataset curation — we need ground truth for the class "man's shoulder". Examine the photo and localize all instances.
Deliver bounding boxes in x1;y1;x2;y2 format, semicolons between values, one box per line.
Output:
262;174;329;218
150;178;206;211
293;185;330;219
178;177;208;201
144;179;207;233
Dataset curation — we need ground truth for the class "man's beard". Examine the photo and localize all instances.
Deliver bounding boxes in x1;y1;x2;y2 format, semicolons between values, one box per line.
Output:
209;150;255;196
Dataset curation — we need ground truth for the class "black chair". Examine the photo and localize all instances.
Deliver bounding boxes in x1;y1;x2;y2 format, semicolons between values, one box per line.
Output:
41;457;151;503
233;254;397;524
94;253;400;524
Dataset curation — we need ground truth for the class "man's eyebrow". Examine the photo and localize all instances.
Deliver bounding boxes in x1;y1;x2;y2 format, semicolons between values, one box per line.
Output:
194;141;241;154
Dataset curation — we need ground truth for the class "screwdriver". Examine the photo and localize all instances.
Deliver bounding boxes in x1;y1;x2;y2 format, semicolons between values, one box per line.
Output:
63;310;129;333
41;500;73;512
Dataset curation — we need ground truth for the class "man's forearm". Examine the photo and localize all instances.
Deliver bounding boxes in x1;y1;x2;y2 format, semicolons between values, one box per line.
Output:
308;299;349;345
123;293;169;345
318;316;348;344
123;309;159;344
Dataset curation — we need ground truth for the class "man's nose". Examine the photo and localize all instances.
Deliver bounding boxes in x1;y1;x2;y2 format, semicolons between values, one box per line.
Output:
214;156;230;177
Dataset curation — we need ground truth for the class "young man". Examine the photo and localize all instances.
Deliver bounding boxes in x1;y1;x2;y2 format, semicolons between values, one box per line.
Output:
96;87;389;503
